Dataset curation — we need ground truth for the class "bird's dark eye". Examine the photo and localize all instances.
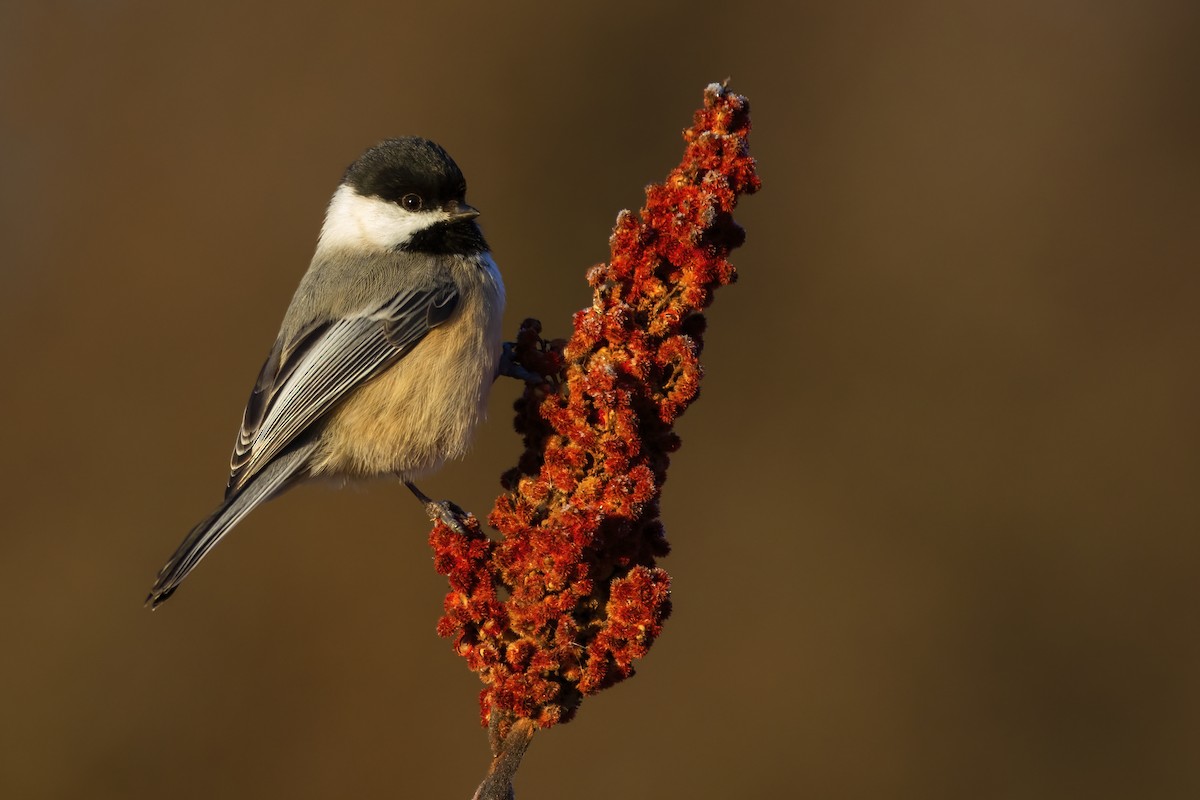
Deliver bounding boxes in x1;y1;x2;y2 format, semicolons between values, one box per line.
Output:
400;193;423;211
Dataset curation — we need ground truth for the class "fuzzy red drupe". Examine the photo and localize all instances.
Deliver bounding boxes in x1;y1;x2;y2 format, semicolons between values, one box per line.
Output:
430;83;760;736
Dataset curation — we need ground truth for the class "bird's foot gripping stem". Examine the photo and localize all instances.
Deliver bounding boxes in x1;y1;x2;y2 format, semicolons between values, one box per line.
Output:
498;341;543;384
405;481;471;534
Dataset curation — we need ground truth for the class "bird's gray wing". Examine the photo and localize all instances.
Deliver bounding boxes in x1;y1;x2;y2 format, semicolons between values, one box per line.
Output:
225;280;459;497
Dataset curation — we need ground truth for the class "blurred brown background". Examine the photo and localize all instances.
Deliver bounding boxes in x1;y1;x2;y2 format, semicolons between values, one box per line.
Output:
2;1;1198;798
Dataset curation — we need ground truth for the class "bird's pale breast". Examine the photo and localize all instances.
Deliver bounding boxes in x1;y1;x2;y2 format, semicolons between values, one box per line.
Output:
308;260;504;481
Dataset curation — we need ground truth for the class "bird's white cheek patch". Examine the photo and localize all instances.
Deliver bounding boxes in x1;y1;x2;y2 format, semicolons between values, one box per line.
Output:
318;184;448;251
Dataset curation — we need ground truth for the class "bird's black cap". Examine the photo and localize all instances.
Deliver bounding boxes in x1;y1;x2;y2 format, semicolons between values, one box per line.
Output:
343;137;467;207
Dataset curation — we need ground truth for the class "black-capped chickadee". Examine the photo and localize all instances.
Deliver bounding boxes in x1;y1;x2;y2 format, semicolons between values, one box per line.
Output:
147;138;505;608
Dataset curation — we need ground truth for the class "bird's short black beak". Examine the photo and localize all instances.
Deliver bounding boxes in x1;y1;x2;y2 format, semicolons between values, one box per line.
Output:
445;201;480;221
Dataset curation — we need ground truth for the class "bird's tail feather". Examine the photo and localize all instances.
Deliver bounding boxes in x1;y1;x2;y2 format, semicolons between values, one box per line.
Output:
147;445;314;608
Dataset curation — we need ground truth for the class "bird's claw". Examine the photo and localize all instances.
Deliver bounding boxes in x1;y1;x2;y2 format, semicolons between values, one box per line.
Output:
426;499;471;534
498;341;543;384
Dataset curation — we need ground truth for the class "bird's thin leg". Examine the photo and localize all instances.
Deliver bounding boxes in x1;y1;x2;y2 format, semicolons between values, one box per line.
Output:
405;480;470;534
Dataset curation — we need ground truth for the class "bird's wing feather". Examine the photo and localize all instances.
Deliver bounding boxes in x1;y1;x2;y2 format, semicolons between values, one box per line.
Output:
226;280;459;497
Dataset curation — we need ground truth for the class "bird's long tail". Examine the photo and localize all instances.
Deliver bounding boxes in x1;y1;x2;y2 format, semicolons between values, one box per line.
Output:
147;444;315;608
